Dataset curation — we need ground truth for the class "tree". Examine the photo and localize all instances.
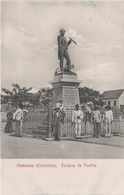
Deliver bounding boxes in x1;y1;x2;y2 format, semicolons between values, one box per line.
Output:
24;87;53;107
38;87;53;106
79;87;104;106
2;83;32;104
28;93;41;106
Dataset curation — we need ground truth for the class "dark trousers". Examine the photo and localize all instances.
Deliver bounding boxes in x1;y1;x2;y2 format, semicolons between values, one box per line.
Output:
94;122;101;137
54;123;61;141
4;121;13;133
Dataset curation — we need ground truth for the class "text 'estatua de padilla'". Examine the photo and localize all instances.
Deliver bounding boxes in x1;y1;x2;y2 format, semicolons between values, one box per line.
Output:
16;163;97;168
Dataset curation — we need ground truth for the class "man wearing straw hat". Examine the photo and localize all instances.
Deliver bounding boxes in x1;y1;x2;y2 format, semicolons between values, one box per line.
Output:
51;105;64;141
56;99;66;122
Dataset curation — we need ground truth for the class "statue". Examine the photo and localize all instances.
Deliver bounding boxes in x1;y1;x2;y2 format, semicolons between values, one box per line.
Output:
57;28;76;73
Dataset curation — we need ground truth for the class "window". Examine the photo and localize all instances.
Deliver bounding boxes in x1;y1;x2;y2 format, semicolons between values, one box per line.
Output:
114;100;116;107
108;101;111;105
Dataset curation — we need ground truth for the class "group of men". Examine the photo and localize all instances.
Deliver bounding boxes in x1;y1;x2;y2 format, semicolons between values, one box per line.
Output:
4;99;113;141
4;103;28;137
92;104;113;138
51;100;114;141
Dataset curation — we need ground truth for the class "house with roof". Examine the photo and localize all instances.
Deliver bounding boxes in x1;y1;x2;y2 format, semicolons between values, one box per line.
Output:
101;89;124;109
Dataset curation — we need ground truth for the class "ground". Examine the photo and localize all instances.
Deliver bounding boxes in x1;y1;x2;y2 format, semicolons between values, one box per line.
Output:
1;111;124;159
1;130;124;159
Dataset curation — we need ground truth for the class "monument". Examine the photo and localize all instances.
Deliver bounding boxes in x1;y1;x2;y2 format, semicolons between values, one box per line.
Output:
50;28;83;108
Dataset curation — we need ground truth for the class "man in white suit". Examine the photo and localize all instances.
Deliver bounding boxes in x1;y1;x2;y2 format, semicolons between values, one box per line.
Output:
104;105;113;138
72;104;84;137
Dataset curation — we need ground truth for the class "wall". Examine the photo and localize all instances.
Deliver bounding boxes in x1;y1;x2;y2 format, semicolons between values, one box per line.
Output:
102;98;119;108
119;91;124;107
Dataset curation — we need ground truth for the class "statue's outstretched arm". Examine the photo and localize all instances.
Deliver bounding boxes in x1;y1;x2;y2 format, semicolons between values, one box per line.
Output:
67;38;72;47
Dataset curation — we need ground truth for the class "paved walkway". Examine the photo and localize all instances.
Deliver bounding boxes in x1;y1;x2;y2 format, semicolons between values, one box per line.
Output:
1;112;124;159
1;130;124;159
72;135;124;148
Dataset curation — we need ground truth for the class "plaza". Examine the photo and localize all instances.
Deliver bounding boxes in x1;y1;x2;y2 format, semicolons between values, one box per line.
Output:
1;128;124;159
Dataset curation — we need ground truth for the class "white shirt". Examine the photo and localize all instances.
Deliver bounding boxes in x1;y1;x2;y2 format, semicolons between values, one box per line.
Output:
105;110;113;123
72;110;84;123
13;108;23;121
93;110;101;123
85;105;91;113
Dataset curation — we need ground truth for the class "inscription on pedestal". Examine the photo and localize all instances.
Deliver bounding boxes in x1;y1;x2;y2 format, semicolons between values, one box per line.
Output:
50;73;82;107
63;88;79;106
49;73;82;137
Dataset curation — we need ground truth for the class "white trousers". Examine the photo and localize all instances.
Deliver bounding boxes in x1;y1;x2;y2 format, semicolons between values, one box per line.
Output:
105;121;112;135
15;119;23;136
74;122;81;136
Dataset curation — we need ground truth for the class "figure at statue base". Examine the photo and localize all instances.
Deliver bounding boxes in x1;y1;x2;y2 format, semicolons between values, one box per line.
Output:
57;28;76;74
54;64;76;76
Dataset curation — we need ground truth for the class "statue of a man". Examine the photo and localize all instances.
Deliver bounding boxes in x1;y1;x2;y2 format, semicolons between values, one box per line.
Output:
57;29;72;73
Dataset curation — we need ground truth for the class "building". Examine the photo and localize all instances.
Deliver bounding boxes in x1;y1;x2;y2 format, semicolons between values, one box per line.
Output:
101;89;124;109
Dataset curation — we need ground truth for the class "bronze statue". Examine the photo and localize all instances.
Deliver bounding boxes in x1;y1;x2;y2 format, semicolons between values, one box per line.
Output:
57;29;76;73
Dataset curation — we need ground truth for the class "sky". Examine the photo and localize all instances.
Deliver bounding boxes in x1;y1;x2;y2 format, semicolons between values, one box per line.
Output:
1;1;124;93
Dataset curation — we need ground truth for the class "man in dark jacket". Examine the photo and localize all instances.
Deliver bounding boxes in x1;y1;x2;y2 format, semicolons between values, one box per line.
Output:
51;106;64;141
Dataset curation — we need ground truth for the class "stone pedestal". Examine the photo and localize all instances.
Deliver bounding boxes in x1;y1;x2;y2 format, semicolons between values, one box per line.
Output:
49;72;83;138
49;72;83;108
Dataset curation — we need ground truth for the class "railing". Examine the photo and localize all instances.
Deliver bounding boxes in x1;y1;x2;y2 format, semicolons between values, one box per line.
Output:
52;107;124;138
22;107;49;136
112;120;124;136
2;104;124;138
53;107;93;138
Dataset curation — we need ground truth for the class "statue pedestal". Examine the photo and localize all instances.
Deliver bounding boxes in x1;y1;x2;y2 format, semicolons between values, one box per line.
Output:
49;72;83;138
49;72;83;108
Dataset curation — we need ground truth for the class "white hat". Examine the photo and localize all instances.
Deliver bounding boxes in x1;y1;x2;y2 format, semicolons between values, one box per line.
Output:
53;105;60;110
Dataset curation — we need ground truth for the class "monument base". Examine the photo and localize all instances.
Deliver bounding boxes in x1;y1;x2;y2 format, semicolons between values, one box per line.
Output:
48;72;83;138
50;72;83;108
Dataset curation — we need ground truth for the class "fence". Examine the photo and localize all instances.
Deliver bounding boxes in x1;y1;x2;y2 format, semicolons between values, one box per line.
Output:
22;106;49;137
51;107;124;138
21;106;124;138
112;119;124;136
3;103;123;138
